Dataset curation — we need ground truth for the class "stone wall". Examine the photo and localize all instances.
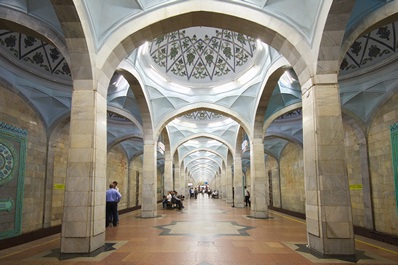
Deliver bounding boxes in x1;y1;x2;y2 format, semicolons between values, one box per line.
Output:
343;119;366;228
368;91;398;235
264;155;280;208
0;85;47;234
280;143;305;213
107;145;128;210
48;122;70;226
130;156;143;207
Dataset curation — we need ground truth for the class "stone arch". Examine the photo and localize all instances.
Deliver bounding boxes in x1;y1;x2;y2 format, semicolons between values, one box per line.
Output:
172;133;234;157
254;67;287;140
107;135;143;151
51;0;92;81
156;104;250;141
0;6;69;64
316;1;356;75
185;156;223;172
98;8;311;84
264;134;303;148
180;148;225;167
341;2;398;61
263;104;302;134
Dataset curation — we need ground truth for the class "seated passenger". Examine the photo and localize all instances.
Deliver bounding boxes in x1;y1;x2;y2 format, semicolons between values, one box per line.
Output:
172;192;184;210
163;191;172;209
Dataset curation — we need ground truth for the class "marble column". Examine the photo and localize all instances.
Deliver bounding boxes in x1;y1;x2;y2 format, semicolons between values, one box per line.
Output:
61;90;107;253
302;76;355;255
226;157;233;204
234;130;244;207
174;159;182;195
220;168;227;200
163;148;173;194
141;142;158;218
250;138;269;218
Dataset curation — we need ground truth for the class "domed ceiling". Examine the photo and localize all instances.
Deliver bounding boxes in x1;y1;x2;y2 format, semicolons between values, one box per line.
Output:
147;26;258;86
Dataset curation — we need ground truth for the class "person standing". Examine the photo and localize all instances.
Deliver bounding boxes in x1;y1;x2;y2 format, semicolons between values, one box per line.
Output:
244;186;251;207
113;181;119;192
106;183;121;227
112;181;120;224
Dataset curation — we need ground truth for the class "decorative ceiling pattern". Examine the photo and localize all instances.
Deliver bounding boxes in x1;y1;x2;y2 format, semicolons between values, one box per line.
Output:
149;27;257;84
340;22;397;77
183;110;223;120
0;30;70;80
0;0;395;183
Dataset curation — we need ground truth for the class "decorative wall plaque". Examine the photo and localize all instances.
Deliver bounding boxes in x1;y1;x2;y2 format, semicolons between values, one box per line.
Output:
0;122;27;239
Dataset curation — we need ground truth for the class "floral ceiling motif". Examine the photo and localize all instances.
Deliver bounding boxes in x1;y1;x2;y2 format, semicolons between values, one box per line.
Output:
340;22;397;77
149;27;257;84
183;110;223;120
0;30;71;79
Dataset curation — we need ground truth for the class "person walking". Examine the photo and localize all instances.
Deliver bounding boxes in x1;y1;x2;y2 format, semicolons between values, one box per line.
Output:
106;183;121;227
244;186;251;207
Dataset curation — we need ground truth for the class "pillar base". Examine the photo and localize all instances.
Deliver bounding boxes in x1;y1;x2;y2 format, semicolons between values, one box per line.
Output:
61;232;105;253
234;202;245;208
250;209;269;219
307;233;356;256
141;210;158;218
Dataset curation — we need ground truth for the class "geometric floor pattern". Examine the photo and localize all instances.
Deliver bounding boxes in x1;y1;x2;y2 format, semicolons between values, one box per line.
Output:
0;195;397;265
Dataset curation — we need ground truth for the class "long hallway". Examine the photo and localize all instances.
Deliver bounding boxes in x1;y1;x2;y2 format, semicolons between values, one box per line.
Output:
0;196;397;265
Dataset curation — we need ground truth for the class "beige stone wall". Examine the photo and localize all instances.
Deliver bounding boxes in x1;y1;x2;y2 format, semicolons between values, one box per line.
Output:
343;121;366;227
130;156;143;207
368;91;398;236
0;85;47;233
107;145;128;210
244;168;251;190
49;124;69;226
265;156;280;208
280;143;305;213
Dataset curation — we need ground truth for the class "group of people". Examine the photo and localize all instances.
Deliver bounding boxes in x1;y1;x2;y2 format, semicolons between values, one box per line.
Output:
189;186;217;199
162;190;184;210
106;182;251;227
106;181;121;227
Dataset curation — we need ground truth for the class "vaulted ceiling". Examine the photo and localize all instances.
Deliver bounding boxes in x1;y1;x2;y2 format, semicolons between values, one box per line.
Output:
0;0;397;183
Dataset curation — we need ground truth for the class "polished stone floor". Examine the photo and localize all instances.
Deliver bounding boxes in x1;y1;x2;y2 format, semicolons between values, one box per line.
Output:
0;195;397;265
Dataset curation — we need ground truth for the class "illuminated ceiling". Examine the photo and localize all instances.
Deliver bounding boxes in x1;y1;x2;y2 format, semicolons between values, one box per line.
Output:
0;0;396;183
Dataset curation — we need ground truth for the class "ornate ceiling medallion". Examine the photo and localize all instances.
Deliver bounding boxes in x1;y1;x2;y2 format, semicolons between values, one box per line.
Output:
183;110;223;120
149;27;257;83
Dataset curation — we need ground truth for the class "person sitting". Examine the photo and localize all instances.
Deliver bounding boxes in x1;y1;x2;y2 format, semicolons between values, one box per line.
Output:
212;190;218;199
162;191;172;209
172;192;184;210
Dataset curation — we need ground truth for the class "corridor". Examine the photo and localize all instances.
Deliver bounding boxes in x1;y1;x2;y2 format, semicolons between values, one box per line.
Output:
0;196;397;265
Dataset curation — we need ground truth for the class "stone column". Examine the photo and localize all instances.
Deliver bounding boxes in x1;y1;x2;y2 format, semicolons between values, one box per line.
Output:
226;157;233;204
234;130;244;207
141;141;158;218
174;159;182;195
302;76;355;255
234;149;245;208
250;138;268;218
163;148;173;194
220;168;227;200
61;90;107;253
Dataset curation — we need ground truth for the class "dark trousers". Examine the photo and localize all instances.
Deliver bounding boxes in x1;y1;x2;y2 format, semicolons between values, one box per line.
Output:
245;196;251;206
106;201;118;227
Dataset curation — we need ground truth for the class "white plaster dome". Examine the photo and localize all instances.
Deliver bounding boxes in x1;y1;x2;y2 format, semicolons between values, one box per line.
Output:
145;26;259;87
